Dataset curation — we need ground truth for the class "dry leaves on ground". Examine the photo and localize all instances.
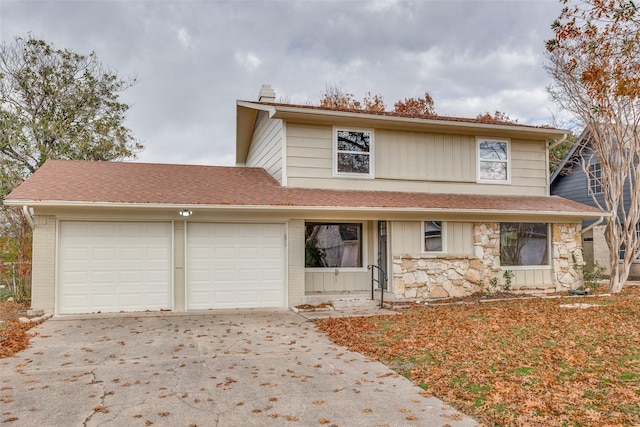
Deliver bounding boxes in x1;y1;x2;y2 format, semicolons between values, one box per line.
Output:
317;291;640;426
0;301;36;358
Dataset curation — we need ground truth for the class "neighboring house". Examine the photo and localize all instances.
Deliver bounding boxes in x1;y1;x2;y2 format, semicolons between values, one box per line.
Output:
550;130;635;276
5;85;605;315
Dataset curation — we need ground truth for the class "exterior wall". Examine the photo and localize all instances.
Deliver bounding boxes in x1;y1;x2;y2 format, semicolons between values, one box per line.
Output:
592;225;610;275
30;208;295;314
174;221;185;311
552;223;583;290
288;219;306;306
391;221;473;255
303;220;372;293
591;224;640;279
285;122;547;196
31;215;56;314
247;113;283;183
391;222;583;299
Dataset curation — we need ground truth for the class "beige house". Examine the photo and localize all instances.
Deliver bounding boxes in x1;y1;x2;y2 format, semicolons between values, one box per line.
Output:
5;85;605;315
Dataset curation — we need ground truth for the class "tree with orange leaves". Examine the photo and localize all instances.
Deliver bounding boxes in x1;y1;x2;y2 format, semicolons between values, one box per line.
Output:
393;92;436;117
546;0;640;292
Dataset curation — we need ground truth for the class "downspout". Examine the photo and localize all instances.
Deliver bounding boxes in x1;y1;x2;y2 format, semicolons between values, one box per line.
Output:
22;205;34;230
581;216;604;235
549;133;568;150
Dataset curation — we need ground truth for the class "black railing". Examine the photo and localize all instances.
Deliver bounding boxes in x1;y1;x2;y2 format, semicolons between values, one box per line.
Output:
367;264;388;309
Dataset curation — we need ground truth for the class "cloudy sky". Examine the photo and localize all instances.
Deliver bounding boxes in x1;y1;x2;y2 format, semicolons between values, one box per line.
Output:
1;0;567;166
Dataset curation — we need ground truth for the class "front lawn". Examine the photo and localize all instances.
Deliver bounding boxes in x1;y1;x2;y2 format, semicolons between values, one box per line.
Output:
316;292;640;426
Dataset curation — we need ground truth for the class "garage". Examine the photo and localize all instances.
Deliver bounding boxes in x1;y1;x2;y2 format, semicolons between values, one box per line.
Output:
58;221;173;314
186;223;285;310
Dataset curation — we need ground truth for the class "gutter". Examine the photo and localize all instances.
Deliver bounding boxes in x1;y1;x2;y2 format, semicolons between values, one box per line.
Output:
4;199;607;219
549;133;568;150
581;216;604;235
22;205;35;230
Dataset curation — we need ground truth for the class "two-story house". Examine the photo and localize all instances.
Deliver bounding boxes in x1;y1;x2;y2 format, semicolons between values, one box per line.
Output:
5;85;605;315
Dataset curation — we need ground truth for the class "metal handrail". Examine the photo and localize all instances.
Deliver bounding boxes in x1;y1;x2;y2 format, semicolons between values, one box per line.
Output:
367;264;388;309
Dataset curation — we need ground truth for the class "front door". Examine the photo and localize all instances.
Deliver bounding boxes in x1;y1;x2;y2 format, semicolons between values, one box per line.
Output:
377;221;388;290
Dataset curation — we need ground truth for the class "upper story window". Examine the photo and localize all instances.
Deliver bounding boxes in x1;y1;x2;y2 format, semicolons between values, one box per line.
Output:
423;221;445;253
334;128;373;177
588;163;603;194
477;138;510;183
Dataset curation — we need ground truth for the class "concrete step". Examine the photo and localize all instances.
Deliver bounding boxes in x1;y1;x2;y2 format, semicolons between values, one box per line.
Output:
329;296;379;309
304;293;378;309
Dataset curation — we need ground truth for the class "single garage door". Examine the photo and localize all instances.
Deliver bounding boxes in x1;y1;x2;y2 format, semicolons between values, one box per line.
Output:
58;221;173;314
186;223;285;310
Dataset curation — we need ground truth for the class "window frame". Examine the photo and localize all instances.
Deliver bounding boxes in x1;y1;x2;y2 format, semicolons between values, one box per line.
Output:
304;221;366;271
422;221;446;254
477;137;511;184
499;222;551;269
333;127;374;178
588;162;604;195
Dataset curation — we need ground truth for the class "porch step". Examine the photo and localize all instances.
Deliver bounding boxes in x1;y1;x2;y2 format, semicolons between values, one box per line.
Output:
330;295;379;309
305;293;378;309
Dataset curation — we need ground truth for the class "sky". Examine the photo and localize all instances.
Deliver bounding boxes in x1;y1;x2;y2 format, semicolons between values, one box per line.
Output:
1;0;568;166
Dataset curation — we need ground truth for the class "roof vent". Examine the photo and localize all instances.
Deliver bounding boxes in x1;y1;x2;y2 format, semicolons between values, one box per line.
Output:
258;84;276;102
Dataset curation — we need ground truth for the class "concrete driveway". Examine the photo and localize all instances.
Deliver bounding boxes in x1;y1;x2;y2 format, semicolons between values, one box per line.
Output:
0;310;477;426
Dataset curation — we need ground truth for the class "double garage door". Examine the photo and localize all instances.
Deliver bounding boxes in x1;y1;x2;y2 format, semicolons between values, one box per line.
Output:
58;221;285;314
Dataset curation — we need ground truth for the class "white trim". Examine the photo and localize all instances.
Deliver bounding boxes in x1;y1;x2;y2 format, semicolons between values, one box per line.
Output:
8;200;605;219
281;119;288;186
332;126;374;179
241;101;568;140
476;137;511;184
421;220;447;254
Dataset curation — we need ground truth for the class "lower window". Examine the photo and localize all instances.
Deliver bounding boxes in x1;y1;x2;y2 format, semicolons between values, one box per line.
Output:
423;221;444;252
500;223;549;266
305;223;362;268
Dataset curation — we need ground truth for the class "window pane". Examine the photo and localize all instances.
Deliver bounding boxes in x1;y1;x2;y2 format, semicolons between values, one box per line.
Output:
305;223;362;268
479;140;507;160
337;130;370;153
337;153;370;174
500;223;548;266
479;161;507;181
424;221;443;252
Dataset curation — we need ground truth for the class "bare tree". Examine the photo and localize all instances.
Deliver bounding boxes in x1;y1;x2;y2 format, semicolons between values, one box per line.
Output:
546;0;640;292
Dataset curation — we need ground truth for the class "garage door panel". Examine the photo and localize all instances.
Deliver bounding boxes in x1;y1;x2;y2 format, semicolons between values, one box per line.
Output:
186;223;285;310
59;221;172;314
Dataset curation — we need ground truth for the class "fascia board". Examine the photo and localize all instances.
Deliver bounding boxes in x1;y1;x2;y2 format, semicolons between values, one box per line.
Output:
8;199;608;220
266;105;567;140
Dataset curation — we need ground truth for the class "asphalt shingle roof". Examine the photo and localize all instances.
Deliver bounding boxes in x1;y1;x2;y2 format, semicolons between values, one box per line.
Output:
5;160;604;216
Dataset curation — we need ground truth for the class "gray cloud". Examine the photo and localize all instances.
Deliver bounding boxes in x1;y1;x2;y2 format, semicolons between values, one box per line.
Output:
1;0;566;166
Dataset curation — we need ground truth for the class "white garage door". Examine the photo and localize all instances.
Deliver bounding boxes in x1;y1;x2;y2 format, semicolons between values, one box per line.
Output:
58;221;172;314
186;223;285;310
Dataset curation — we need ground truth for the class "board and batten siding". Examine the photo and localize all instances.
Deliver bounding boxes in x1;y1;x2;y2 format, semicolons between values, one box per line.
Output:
246;115;284;183
285;123;548;196
391;221;474;255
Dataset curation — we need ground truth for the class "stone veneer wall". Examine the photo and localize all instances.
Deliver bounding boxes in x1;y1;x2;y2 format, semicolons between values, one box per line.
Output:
392;222;583;299
552;223;584;290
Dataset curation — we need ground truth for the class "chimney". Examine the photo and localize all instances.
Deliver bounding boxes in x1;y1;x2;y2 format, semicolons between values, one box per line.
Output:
258;84;276;102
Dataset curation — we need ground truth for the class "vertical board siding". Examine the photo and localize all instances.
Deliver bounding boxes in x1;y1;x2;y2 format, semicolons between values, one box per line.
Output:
286;123;547;195
390;221;473;255
304;271;370;292
247;116;283;182
376;130;475;182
